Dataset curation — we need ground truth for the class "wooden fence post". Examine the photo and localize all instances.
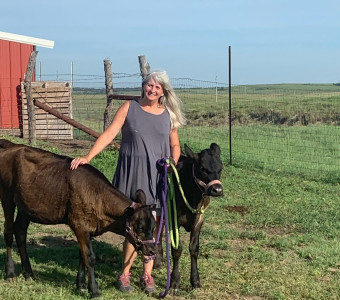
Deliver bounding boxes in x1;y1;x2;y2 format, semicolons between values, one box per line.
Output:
138;55;150;80
24;50;38;146
103;59;114;131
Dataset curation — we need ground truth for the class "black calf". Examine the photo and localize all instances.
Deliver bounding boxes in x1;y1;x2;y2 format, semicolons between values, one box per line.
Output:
155;143;223;292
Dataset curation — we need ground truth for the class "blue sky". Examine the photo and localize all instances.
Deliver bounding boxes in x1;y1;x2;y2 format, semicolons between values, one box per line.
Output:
1;0;340;85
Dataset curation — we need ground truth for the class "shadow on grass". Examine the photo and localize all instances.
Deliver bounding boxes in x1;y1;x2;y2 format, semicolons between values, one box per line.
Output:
0;234;123;291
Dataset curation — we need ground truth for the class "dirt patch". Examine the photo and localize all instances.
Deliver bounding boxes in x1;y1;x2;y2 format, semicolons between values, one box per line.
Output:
94;231;125;245
261;225;296;236
44;139;95;156
229;238;257;252
25;223;125;249
227;205;249;216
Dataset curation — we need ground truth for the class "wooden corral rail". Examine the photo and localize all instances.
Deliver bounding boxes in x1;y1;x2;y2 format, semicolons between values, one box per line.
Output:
34;99;119;148
21;81;73;140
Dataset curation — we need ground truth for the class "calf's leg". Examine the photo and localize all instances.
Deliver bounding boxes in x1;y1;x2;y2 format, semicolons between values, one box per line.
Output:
170;240;183;292
154;220;165;269
14;211;33;278
75;231;99;298
76;249;86;291
2;199;16;279
154;242;164;269
189;215;205;288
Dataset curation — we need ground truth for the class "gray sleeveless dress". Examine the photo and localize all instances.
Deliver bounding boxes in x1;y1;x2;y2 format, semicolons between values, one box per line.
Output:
113;100;171;208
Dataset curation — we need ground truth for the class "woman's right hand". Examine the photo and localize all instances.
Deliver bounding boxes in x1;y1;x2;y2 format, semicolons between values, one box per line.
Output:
70;157;89;170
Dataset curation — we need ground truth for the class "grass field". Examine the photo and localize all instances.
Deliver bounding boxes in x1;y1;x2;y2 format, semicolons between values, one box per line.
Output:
0;83;339;299
0;145;339;300
71;83;340;131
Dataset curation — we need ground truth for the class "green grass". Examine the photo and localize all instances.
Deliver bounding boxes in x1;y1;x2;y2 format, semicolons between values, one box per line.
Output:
0;156;339;299
207;166;340;300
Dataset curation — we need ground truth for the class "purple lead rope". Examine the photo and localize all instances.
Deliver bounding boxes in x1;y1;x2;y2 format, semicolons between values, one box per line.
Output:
156;157;171;298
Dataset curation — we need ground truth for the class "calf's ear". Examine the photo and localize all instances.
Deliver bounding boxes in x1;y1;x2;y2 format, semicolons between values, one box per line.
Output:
134;189;146;205
184;144;198;160
210;143;221;157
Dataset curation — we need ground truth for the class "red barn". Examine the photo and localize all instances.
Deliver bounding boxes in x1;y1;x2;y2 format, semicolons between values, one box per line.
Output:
0;31;54;133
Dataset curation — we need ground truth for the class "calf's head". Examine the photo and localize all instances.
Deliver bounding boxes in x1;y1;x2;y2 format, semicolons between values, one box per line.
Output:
125;189;156;256
185;143;223;197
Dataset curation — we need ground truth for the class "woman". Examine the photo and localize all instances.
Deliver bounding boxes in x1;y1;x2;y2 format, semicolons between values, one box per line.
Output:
70;70;186;293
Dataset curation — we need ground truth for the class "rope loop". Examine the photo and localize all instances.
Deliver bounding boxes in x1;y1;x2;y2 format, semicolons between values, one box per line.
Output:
168;159;205;215
165;158;179;249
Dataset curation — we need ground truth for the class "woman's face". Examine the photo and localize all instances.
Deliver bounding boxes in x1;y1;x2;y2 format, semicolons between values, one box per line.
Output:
143;78;164;101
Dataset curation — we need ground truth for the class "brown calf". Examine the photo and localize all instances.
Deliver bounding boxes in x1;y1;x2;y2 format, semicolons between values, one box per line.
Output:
0;139;155;298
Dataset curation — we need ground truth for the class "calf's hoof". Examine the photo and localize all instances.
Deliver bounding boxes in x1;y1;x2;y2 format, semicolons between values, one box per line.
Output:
6;276;16;282
5;262;16;279
170;280;180;293
191;281;202;289
190;276;202;289
171;287;179;296
76;282;87;291
89;291;100;298
5;270;17;281
23;272;34;280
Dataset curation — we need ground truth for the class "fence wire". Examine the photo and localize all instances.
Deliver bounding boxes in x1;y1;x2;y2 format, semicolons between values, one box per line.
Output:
0;73;339;183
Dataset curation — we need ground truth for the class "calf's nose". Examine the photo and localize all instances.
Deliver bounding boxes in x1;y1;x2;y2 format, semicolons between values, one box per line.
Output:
209;185;223;196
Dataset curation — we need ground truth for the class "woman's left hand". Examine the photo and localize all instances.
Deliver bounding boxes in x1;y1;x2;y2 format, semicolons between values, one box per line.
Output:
70;157;88;170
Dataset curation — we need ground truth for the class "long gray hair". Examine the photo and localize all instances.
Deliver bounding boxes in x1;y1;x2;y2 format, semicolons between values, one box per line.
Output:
142;70;186;129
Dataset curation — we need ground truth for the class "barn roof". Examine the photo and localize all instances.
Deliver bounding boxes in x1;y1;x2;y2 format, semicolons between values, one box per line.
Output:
0;31;54;48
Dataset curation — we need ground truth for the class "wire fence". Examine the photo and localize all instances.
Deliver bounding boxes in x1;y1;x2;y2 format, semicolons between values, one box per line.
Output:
228;85;339;183
0;72;339;183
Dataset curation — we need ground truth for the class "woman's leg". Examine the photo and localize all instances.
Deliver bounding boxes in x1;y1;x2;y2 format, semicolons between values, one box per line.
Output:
140;215;159;293
117;238;137;292
121;238;137;274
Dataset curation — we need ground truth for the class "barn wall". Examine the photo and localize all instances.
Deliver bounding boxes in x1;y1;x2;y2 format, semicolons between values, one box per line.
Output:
0;40;34;128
